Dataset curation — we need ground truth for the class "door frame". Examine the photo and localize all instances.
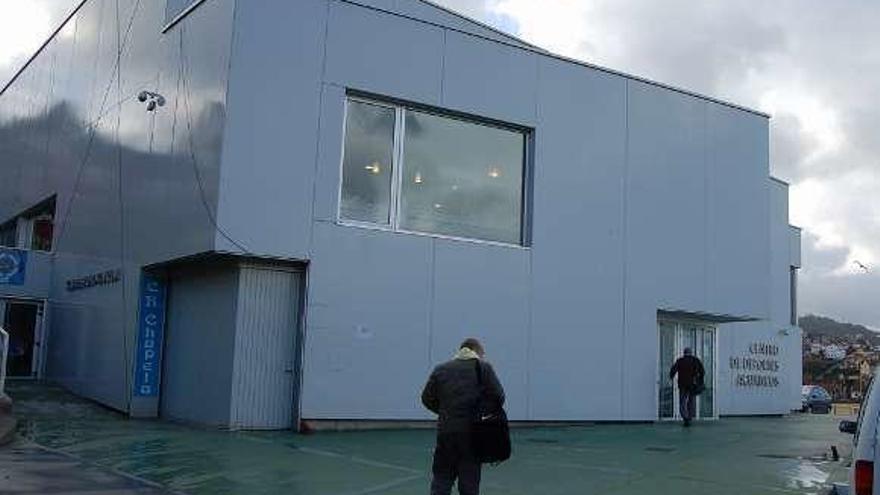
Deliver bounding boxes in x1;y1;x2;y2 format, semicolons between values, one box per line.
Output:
657;318;719;421
0;296;48;379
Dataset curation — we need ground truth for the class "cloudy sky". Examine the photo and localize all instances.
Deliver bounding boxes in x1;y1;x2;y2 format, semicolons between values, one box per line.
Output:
2;0;878;329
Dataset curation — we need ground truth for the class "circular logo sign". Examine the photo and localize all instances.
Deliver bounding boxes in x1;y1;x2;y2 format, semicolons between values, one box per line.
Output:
0;252;22;283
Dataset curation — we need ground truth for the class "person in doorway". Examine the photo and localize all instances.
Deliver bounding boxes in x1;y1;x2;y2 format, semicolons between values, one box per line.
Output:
669;347;705;427
421;338;505;495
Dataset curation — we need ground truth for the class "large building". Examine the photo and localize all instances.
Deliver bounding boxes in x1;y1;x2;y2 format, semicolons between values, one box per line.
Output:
0;0;802;429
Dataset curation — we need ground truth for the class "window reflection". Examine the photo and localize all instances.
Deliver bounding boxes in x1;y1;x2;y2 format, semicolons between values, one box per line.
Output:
340;101;395;225
401;111;525;244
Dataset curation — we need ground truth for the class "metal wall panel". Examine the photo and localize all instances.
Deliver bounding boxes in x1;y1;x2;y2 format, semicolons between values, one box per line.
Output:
705;105;771;318
623;81;709;419
325;1;445;105
161;265;239;426
441;30;538;126
311;84;347;223
529;56;627;420
430;239;530;421
216;0;327;257
769;180;792;327
302;222;433;419
230;266;304;429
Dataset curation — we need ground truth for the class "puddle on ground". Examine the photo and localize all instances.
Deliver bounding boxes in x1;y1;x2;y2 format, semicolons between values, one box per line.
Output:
784;462;832;491
644;446;677;453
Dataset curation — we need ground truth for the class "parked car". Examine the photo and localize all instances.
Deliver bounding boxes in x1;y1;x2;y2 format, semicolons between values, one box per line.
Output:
837;371;877;495
802;385;833;413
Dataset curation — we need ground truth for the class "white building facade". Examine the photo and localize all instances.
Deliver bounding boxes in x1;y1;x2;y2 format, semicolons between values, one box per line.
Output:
0;0;802;429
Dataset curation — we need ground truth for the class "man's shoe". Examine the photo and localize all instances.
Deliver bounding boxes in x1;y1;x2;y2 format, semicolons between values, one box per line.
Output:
683;419;691;427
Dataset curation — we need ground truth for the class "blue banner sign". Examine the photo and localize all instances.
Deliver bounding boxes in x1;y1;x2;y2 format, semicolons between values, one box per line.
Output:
133;274;166;397
0;248;27;285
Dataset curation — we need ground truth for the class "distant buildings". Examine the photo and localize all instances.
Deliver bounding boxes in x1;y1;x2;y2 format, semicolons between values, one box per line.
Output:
803;333;879;400
823;345;847;361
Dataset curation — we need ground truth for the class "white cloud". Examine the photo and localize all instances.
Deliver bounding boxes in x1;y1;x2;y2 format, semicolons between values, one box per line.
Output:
489;0;593;58
0;1;53;68
0;0;74;88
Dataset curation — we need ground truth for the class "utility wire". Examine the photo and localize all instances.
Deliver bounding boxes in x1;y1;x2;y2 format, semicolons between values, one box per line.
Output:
177;27;251;254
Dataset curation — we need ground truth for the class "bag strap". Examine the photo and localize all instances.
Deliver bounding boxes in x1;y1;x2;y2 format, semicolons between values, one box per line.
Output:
474;359;483;386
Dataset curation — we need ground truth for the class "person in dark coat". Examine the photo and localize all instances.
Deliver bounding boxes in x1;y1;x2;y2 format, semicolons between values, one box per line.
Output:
669;347;705;427
421;338;505;495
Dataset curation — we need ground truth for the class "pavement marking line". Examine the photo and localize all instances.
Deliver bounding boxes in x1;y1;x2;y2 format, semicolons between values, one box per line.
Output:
335;474;423;495
26;442;187;495
297;446;422;474
522;458;636;476
237;431;423;474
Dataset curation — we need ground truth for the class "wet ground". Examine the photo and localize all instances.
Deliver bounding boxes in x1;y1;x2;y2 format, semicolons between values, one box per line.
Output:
0;443;173;494
3;382;854;494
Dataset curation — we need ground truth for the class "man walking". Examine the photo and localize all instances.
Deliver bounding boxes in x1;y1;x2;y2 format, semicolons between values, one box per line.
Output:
422;338;505;495
669;347;705;427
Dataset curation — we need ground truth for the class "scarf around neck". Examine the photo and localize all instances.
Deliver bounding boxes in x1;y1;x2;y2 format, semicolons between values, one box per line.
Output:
454;347;481;361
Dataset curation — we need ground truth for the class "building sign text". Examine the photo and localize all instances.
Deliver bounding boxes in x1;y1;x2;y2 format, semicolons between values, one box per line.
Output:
133;274;166;397
730;340;781;388
66;269;122;291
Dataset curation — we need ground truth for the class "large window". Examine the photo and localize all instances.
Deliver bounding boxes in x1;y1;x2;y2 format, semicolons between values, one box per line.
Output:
340;97;529;246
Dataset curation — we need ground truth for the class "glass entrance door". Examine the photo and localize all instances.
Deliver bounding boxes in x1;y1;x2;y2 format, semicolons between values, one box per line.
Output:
658;319;717;420
658;321;677;419
1;299;43;378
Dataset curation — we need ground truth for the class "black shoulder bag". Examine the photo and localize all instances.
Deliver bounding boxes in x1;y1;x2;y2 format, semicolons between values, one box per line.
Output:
693;373;706;396
472;360;511;464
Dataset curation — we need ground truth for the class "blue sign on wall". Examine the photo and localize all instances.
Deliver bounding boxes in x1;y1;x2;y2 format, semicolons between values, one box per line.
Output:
133;274;166;397
0;248;27;286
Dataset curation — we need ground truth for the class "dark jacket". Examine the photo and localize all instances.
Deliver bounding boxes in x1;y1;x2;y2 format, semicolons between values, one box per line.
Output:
670;355;705;393
421;358;505;433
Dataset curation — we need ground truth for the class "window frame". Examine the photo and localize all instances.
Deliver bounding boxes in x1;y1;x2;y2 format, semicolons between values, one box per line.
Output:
337;94;532;248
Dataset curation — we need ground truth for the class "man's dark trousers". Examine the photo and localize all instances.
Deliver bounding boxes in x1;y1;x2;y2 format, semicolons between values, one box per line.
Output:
431;432;481;495
679;390;696;422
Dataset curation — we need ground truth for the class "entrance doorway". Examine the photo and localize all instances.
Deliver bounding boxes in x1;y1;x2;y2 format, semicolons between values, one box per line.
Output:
0;298;45;378
658;319;717;420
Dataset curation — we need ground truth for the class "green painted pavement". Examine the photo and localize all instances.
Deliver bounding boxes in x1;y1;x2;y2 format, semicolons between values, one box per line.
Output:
6;382;852;494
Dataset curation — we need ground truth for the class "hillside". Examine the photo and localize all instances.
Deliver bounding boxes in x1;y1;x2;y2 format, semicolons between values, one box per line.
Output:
799;314;880;346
